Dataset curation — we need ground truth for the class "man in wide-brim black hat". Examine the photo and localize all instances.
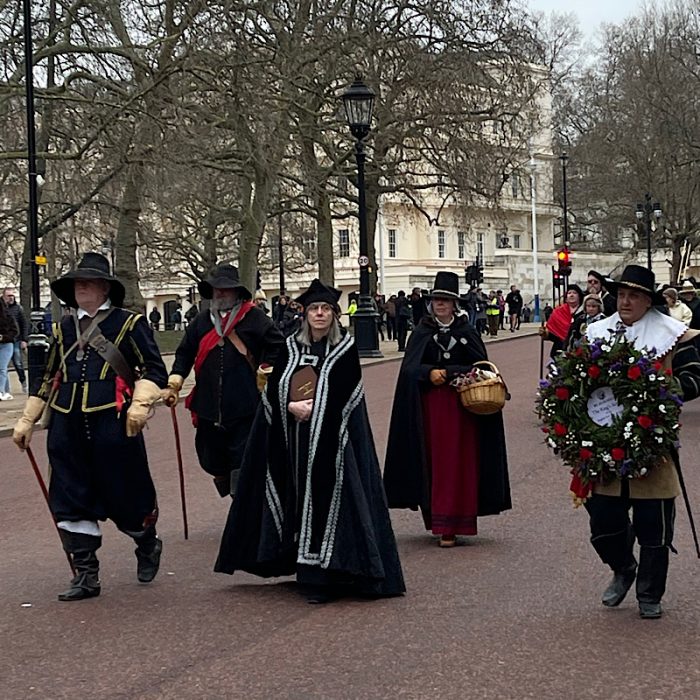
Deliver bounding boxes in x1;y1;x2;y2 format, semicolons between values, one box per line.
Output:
163;263;283;498
581;263;700;618
12;252;168;601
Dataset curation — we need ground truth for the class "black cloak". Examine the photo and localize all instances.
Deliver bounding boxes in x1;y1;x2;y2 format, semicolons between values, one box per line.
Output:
215;330;405;596
383;314;512;516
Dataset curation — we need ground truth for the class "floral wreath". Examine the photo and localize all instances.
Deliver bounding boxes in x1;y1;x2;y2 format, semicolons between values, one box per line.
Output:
536;330;683;505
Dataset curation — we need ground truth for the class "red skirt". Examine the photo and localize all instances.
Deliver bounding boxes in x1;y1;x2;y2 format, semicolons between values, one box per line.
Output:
421;384;480;535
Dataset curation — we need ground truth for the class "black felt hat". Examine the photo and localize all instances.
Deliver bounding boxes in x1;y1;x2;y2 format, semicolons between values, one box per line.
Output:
51;252;125;308
429;271;460;299
295;279;342;311
198;264;251;300
607;265;664;305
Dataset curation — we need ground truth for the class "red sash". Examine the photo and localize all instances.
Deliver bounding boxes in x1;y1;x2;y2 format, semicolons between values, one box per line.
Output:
185;301;255;425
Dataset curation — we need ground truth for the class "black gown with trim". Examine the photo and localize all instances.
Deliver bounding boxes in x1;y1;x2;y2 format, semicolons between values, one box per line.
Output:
215;330;405;597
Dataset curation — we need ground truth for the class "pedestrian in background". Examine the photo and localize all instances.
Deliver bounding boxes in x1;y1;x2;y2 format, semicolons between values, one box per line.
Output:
215;279;405;603
172;305;183;330
162;264;283;498
2;287;28;393
184;303;198;326
486;291;500;337
385;294;397;340
586;270;616;317
497;289;506;329
12;252;167;601
505;284;523;332
148;306;161;331
384;271;511;547
0;298;18;400
566;293;605;350
539;285;584;358
663;287;692;326
678;279;700;329
395;290;410;351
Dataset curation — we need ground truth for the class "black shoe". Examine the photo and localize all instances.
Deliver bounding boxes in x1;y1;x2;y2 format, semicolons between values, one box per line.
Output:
639;602;663;619
135;536;163;583
58;552;101;601
602;567;636;607
302;584;336;604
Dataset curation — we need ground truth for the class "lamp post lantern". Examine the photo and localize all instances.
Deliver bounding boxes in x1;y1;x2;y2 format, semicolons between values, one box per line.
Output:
559;152;570;294
342;75;381;358
635;194;662;271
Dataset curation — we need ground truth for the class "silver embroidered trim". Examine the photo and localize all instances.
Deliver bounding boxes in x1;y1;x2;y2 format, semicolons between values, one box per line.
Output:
265;471;283;540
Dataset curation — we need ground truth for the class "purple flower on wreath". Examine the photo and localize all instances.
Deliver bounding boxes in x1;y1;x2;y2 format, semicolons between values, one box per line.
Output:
539;380;550;389
619;460;633;476
610;361;622;372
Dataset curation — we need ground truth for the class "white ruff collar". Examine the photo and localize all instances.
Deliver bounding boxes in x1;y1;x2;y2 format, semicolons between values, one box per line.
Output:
586;309;687;358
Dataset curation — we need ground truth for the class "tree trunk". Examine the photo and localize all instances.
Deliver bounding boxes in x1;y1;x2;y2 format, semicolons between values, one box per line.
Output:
114;163;145;312
365;176;380;295
316;186;334;285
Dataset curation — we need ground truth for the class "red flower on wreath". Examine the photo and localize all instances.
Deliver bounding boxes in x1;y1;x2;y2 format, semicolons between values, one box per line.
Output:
627;365;642;380
653;361;663;371
555;387;570;400
579;448;594;460
611;447;625;461
588;365;601;379
554;423;568;436
637;415;653;429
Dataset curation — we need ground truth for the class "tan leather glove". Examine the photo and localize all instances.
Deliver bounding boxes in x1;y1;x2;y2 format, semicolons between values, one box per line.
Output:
12;396;47;451
256;365;273;392
161;374;184;408
126;379;162;437
430;369;447;386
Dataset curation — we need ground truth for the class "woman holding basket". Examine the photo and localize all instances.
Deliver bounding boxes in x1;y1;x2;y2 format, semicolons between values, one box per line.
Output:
384;271;511;547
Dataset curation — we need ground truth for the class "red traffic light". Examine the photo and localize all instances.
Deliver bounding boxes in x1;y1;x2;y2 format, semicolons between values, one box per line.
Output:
557;248;572;276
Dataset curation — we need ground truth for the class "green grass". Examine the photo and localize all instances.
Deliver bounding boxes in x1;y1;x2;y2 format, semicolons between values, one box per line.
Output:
154;330;185;354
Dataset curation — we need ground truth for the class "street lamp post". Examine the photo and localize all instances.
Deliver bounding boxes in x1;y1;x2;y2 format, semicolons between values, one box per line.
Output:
635;194;662;271
342;75;381;358
23;0;49;388
527;153;540;322
559;152;570;294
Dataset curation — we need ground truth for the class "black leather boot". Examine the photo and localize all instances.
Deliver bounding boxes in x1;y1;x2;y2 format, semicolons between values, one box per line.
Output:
57;531;102;602
602;561;637;607
637;546;669;619
133;527;163;583
591;526;637;607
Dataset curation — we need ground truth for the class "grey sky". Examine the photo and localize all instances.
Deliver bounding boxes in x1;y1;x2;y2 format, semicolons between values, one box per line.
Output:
526;0;643;38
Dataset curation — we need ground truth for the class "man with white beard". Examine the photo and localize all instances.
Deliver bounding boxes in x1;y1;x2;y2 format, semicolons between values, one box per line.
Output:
162;264;283;497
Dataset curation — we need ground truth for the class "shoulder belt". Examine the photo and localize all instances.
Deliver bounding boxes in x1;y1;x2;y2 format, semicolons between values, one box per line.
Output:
227;328;256;374
88;332;136;390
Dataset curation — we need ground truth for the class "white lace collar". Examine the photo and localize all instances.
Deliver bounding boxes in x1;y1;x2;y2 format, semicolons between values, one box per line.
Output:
585;308;687;358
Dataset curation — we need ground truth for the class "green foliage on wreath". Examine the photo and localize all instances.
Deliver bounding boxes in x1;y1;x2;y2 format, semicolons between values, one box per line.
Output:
536;331;683;484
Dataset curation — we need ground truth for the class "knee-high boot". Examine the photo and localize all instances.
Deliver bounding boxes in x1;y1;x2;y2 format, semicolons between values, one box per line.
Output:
636;546;669;618
58;530;102;602
132;526;163;583
590;526;637;607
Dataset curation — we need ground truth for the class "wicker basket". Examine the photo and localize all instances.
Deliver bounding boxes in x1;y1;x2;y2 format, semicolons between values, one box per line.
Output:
458;361;509;415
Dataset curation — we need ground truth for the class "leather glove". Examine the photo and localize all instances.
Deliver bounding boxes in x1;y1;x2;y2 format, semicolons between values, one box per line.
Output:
126;379;162;437
256;364;273;392
538;326;548;338
12;396;47;451
288;399;313;422
161;374;184;407
430;369;447;386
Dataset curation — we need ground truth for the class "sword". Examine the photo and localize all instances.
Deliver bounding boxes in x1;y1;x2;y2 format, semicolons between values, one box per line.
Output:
170;406;189;540
26;447;76;576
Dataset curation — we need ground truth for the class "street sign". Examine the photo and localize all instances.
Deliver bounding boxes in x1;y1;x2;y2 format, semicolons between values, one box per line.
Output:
358;255;369;267
35;255;47;265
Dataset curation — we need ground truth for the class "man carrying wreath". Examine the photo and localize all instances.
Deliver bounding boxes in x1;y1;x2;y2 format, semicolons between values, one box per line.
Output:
583;265;700;619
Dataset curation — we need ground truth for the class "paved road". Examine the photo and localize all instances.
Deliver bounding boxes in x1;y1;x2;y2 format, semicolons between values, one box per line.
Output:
2;335;700;699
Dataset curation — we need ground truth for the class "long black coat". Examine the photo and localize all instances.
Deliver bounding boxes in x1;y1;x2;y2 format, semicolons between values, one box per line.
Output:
215;331;405;596
383;314;511;516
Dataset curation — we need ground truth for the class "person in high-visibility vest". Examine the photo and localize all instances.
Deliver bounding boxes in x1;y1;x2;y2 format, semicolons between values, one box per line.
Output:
485;291;500;337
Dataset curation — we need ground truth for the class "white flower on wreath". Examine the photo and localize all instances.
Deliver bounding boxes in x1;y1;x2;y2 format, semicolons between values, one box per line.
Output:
631;406;638;413
581;440;593;447
659;405;666;413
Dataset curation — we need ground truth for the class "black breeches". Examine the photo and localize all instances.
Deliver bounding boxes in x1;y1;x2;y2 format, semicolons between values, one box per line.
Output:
47;410;157;533
195;417;253;479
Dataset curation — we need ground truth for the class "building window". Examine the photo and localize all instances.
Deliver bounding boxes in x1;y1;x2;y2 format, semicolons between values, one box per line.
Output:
457;231;466;259
388;229;396;258
513;234;521;249
477;232;484;262
338;229;350;257
511;172;520;199
438;230;445;259
303;232;317;258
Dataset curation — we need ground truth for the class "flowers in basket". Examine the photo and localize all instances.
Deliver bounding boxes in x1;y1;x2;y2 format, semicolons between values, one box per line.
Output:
536;332;683;506
450;366;498;390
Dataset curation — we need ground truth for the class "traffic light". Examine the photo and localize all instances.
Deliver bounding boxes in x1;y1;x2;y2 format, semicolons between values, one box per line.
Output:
557;248;572;277
186;286;195;304
477;262;484;285
553;270;561;287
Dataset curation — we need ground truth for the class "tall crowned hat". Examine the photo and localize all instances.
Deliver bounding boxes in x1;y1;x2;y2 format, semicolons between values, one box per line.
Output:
607;264;664;305
295;279;342;311
429;271;460;299
51;252;125;308
197;264;251;300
